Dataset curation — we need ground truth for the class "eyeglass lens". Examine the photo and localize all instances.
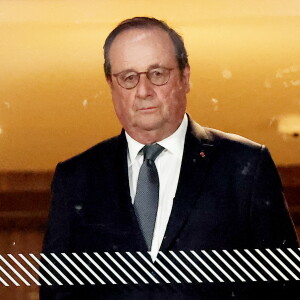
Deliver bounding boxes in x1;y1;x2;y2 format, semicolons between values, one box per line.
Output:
116;67;171;89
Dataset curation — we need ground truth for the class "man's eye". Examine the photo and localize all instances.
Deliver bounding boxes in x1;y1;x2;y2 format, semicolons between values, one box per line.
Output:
123;73;136;81
152;69;163;77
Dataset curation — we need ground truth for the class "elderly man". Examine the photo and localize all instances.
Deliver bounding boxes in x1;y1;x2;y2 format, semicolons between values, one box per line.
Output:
41;17;299;299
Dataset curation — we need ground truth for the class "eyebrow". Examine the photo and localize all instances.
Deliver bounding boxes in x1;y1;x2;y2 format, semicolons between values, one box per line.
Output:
117;64;164;74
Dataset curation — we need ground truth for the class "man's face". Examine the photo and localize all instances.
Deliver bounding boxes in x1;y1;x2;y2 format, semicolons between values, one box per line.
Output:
107;27;190;143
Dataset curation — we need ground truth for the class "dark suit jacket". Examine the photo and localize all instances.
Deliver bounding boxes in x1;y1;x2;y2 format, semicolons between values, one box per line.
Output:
40;118;299;299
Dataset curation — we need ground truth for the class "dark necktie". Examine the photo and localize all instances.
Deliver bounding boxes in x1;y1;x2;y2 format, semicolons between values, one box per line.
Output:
134;143;164;250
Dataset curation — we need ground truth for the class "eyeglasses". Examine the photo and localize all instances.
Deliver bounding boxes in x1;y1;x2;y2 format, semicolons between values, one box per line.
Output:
112;67;174;89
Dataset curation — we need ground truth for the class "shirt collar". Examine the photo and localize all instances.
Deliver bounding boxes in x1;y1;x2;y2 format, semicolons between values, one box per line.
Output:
125;113;188;166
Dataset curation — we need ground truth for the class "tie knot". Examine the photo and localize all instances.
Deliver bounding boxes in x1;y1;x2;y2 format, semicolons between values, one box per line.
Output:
143;144;164;161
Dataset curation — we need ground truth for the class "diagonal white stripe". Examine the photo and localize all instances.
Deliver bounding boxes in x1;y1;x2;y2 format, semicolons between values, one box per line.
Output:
115;252;149;284
40;254;73;285
223;250;256;281
277;249;300;273
94;253;127;284
72;253;105;284
202;250;234;282
51;253;84;285
0;255;30;286
0;263;20;286
8;254;41;285
212;250;245;282
83;253;116;284
62;253;95;285
0;275;9;286
155;257;181;283
105;252;137;284
1;249;298;287
191;251;223;282
288;248;300;262
29;254;62;285
126;252;159;284
266;249;299;280
244;250;278;281
159;251;191;283
170;251;202;283
180;251;212;282
234;250;267;281
255;249;289;281
137;252;170;283
19;254;52;285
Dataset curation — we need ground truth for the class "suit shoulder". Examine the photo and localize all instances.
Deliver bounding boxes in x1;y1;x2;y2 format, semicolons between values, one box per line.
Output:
204;127;263;151
189;118;263;152
199;126;269;167
56;134;123;173
201;127;273;178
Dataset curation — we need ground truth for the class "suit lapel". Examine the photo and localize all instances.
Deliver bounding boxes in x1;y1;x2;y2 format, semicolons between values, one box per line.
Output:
160;119;215;251
90;131;148;251
113;131;149;251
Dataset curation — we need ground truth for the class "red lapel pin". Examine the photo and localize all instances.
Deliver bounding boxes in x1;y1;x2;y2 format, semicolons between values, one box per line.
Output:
200;151;205;158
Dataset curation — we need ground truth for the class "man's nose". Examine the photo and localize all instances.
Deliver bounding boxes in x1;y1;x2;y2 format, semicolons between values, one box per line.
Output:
135;74;154;99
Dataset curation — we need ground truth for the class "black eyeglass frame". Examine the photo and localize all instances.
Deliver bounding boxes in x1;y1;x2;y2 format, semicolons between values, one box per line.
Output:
112;67;175;89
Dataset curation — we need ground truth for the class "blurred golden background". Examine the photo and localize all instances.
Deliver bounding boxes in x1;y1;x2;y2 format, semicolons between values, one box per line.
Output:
0;1;299;298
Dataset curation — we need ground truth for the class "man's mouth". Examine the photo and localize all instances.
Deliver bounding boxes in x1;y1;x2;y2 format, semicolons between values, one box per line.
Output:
138;107;157;111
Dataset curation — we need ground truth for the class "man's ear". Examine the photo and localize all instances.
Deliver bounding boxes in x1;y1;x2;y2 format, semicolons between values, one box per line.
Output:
182;64;190;93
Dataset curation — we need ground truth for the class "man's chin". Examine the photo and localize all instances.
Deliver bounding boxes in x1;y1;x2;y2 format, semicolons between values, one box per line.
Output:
136;118;165;132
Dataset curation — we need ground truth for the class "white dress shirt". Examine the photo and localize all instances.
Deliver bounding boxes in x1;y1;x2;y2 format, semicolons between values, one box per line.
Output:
125;114;188;260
